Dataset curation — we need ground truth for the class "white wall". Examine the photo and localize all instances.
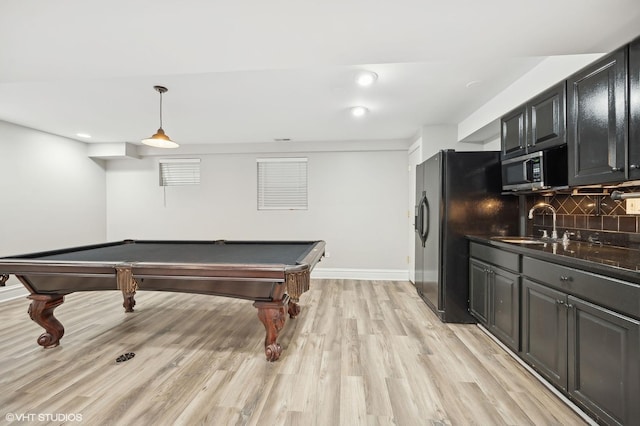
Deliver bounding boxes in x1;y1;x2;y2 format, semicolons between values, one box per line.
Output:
419;125;458;161
0;121;107;294
483;136;501;151
407;140;421;283
420;125;487;162
0;121;107;256
106;149;409;279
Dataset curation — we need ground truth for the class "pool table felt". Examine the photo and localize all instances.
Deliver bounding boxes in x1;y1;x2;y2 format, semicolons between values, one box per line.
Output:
15;241;318;266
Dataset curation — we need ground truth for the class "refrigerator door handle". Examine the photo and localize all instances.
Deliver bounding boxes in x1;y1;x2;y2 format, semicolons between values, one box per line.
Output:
420;196;429;246
415;192;426;235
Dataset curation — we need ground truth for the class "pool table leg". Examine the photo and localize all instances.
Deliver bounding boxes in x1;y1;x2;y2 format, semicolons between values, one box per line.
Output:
254;296;289;362
122;291;136;313
287;299;301;318
27;294;65;348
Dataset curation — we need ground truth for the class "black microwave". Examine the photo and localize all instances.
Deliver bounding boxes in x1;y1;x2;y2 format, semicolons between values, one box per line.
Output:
501;146;568;191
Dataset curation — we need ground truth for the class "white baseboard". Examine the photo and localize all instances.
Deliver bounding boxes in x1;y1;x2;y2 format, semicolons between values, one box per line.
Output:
311;268;409;281
0;284;28;303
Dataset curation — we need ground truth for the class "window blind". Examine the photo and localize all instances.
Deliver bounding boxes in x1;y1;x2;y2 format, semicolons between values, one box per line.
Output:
159;158;201;186
257;158;308;210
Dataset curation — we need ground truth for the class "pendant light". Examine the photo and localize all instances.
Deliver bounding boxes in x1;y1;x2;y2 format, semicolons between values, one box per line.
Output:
141;85;179;148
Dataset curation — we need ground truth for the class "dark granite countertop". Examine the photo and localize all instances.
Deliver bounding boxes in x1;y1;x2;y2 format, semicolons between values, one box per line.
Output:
468;235;640;285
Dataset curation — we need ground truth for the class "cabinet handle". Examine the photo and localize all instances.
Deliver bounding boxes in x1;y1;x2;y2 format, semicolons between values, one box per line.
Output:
556;299;565;305
567;303;574;309
631;164;640;170
559;276;573;282
611;167;624;172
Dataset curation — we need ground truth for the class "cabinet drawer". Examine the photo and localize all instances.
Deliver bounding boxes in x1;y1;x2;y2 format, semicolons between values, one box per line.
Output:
523;257;640;319
470;243;519;272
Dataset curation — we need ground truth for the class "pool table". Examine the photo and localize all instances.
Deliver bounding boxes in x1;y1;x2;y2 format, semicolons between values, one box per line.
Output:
0;239;325;361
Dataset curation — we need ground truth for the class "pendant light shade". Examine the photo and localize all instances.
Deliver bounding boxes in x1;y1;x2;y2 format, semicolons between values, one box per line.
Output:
142;85;179;148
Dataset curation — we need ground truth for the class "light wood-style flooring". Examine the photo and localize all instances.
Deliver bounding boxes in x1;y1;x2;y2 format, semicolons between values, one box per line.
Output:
0;279;586;425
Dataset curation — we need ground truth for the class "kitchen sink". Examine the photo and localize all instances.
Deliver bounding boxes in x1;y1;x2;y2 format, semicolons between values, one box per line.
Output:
491;236;547;245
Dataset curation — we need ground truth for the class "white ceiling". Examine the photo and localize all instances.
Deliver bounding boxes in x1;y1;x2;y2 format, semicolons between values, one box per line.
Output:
1;0;639;146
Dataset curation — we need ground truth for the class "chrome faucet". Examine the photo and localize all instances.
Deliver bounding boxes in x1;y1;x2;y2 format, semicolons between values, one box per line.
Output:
528;202;558;240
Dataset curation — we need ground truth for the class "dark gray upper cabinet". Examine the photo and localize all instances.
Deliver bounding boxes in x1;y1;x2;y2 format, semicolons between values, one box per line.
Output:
527;82;566;152
567;47;628;186
629;37;640;180
501;83;566;160
501;106;526;159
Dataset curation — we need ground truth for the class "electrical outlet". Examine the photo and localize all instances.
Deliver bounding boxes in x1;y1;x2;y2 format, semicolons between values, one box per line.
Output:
626;199;640;214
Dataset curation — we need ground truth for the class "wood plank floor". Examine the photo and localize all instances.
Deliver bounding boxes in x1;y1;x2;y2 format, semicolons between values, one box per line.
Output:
0;279;586;425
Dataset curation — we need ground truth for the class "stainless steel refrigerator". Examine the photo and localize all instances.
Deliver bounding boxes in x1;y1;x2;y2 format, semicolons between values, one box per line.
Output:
414;150;518;323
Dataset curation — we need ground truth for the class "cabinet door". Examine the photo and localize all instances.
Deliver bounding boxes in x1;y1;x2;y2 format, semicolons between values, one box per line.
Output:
469;259;489;325
490;267;520;352
629;37;640;180
527;82;566;152
567;47;627;186
501;106;526;160
521;278;568;390
568;297;640;426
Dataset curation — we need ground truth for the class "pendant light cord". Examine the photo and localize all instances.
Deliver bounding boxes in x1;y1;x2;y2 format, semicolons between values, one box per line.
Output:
159;91;163;129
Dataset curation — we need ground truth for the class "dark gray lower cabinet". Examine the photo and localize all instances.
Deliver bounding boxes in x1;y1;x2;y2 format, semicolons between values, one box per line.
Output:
568;297;640;426
470;242;640;424
469;256;520;351
489;267;520;351
469;258;489;324
523;277;640;425
522;278;568;389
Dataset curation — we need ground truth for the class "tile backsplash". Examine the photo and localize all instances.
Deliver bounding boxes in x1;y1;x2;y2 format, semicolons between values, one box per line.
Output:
528;188;640;247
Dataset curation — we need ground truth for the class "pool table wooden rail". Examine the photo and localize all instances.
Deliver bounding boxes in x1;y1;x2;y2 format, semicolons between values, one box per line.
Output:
3;260;307;299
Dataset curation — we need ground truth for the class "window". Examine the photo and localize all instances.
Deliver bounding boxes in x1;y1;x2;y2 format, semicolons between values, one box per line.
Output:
159;158;201;186
257;158;308;210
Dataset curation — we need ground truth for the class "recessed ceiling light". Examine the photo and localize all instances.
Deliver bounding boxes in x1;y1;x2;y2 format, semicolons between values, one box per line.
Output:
351;106;369;117
356;71;378;87
76;133;91;138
